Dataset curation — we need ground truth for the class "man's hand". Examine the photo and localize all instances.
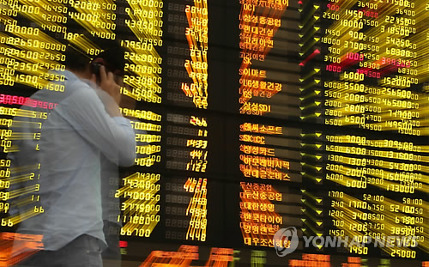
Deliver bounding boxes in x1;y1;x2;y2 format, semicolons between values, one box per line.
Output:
91;65;122;117
92;65;121;105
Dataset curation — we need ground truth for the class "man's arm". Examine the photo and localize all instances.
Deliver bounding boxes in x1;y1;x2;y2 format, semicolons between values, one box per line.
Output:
91;65;122;117
59;81;136;166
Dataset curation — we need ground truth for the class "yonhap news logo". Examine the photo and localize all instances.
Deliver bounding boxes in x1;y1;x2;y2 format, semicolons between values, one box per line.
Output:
273;227;299;257
273;227;418;257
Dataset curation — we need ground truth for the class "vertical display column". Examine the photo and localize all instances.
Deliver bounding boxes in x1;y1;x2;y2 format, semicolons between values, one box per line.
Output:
115;0;164;238
182;0;209;241
163;0;209;243
237;0;304;250
300;0;429;258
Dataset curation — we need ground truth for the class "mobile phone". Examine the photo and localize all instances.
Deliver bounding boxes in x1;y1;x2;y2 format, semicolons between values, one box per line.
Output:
90;60;104;83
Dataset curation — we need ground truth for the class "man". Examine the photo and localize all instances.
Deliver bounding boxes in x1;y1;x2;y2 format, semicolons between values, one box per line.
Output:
9;38;136;266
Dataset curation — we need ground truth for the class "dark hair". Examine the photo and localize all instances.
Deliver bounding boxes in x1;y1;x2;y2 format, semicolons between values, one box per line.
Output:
95;39;125;75
64;43;91;71
64;34;125;74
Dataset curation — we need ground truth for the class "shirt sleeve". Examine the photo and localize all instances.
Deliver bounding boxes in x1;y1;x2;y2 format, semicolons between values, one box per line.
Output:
57;84;136;166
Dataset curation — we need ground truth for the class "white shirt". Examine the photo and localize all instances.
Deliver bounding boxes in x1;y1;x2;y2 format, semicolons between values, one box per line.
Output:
9;70;136;251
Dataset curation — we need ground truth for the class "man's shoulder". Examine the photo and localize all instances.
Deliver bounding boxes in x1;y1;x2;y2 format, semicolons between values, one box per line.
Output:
66;81;99;104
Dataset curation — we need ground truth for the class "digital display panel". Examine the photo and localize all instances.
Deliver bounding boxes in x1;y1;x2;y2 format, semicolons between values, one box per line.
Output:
0;0;429;266
299;0;429;262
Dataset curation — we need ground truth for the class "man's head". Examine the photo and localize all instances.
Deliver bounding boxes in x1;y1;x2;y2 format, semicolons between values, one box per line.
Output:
64;35;125;79
91;40;125;77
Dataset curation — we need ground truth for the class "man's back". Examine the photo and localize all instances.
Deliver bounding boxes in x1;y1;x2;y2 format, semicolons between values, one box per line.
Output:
9;70;136;252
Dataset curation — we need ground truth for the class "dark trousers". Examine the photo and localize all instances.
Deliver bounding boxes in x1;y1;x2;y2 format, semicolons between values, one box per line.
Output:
16;234;102;267
102;221;121;267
